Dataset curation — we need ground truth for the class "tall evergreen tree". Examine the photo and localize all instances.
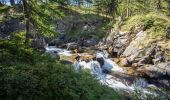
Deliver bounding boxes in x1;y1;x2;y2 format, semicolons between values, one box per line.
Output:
10;0;15;5
21;0;64;44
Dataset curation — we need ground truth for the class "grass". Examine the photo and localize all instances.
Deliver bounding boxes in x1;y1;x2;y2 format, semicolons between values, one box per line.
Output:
121;13;170;46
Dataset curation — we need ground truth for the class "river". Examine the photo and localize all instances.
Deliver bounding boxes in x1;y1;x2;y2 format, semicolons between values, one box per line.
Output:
46;46;169;99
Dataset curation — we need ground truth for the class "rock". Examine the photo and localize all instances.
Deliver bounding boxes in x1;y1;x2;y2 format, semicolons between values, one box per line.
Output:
67;42;78;50
137;63;170;78
105;31;132;56
84;36;97;47
96;57;104;66
98;45;108;51
0;18;25;38
32;37;47;50
153;48;165;64
111;58;120;63
132;63;143;67
77;47;84;53
119;58;130;67
123;31;147;62
166;28;170;39
108;47;118;58
48;39;64;47
147;84;158;90
158;80;170;88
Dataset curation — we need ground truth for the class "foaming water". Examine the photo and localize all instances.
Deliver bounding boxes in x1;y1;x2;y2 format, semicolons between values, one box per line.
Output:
46;46;156;95
46;46;72;56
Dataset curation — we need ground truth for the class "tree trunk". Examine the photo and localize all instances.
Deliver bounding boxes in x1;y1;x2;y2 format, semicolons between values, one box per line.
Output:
126;0;130;17
168;0;170;16
22;0;30;45
0;1;3;6
156;0;161;11
10;0;15;6
78;1;81;8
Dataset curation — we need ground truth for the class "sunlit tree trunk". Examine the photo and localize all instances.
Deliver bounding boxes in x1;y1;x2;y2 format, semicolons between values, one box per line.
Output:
22;0;30;45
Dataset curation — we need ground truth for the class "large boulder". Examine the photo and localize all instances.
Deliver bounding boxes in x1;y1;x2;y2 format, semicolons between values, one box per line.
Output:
67;42;79;50
0;18;25;38
137;63;170;78
105;31;133;57
32;37;47;50
83;36;97;47
123;31;147;63
119;58;130;67
48;39;64;47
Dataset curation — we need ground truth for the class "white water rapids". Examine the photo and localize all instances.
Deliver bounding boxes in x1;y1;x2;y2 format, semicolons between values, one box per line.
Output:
46;46;157;96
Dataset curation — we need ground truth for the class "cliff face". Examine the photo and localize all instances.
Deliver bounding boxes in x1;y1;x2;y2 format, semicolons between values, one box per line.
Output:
104;13;170;87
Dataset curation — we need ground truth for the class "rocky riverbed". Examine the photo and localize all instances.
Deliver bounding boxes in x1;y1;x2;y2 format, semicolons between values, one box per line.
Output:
45;44;170;98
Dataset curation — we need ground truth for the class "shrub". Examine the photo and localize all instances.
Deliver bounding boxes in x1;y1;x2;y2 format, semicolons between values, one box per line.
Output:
0;32;122;100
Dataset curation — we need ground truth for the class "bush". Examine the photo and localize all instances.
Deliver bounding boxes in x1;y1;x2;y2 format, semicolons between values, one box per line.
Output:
0;32;34;64
0;32;122;100
0;55;122;100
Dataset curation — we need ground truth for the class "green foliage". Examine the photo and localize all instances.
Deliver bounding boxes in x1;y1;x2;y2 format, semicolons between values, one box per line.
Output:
0;32;34;64
28;0;64;37
0;59;122;99
122;13;170;39
62;6;110;41
93;0;118;17
0;6;7;13
133;88;170;100
0;32;122;100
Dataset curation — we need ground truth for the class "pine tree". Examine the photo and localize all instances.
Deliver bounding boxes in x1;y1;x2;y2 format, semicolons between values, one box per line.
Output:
10;0;15;6
21;0;65;44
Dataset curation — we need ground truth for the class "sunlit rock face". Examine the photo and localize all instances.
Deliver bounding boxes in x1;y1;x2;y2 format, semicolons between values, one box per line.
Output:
123;31;147;62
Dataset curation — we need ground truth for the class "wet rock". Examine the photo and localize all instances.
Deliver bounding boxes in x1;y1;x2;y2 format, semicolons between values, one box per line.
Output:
96;57;104;66
158;80;170;88
84;36;97;47
147;84;158;90
48;39;64;47
111;58;120;63
108;47;118;58
77;47;84;53
67;42;78;50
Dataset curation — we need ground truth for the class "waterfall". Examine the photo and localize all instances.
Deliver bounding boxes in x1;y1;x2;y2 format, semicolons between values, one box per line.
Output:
46;46;157;95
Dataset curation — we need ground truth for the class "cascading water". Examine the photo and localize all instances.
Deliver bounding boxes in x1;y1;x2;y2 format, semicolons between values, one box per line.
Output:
73;50;135;92
46;46;159;96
